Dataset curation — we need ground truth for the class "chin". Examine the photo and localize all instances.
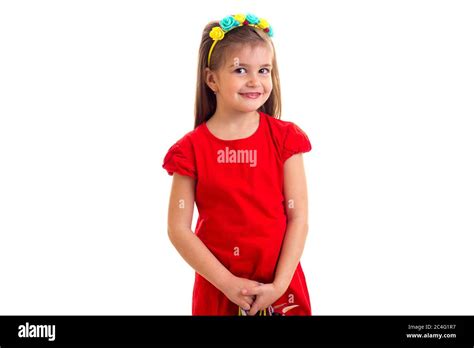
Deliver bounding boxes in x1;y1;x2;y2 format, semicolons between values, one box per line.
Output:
237;106;263;113
238;101;265;110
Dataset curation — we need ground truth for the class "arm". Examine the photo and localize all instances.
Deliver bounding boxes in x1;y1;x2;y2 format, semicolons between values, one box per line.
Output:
167;173;258;309
244;153;310;315
167;173;231;291
273;153;310;293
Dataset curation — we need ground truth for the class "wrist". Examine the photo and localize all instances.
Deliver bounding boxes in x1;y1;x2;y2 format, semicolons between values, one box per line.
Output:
272;278;289;296
214;270;234;292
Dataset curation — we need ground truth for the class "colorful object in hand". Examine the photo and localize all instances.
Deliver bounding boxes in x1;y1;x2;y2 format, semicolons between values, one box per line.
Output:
207;13;274;67
237;303;300;316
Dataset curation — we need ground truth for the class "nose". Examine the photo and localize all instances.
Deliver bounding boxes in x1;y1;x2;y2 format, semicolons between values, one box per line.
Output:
246;72;261;87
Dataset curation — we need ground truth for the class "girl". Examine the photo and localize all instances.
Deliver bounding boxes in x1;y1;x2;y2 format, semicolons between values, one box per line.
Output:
163;13;313;316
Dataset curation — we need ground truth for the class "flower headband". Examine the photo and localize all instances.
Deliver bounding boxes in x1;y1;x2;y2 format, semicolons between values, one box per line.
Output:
207;13;274;67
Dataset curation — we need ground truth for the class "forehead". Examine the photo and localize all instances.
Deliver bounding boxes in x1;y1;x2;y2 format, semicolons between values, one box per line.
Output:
224;43;273;66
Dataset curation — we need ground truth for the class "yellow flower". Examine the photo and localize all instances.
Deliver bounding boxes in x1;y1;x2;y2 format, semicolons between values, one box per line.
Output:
233;14;246;24
257;18;269;29
209;26;225;41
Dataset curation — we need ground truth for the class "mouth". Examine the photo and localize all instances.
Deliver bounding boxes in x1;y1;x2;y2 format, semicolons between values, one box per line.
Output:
239;92;262;99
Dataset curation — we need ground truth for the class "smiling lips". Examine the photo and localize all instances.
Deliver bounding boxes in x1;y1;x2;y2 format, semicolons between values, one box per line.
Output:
240;92;262;99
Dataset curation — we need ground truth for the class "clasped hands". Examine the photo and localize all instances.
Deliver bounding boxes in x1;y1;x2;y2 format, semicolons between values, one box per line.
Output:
221;275;286;316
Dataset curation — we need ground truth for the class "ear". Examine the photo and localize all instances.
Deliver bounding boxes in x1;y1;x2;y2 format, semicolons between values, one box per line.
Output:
205;67;218;93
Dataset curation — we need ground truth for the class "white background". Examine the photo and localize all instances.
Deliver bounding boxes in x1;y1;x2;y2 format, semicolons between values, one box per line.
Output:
1;0;473;315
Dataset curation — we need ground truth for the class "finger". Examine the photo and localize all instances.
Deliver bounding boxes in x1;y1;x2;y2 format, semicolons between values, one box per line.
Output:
248;298;264;316
248;304;260;316
243;295;255;304
240;301;251;311
241;288;248;295
245;286;262;296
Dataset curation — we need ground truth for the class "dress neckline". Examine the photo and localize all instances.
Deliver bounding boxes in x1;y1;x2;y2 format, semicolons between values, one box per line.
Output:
203;111;263;143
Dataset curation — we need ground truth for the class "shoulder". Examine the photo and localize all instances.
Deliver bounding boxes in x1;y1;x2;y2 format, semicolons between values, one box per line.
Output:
163;123;208;161
163;127;203;178
261;112;310;142
170;123;208;149
261;112;312;162
177;126;200;143
263;112;295;129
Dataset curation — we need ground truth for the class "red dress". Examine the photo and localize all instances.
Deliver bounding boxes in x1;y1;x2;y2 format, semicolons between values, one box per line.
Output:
162;111;312;316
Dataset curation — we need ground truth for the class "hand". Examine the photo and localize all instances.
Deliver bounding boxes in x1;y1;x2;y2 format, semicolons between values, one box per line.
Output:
241;282;285;316
219;275;262;311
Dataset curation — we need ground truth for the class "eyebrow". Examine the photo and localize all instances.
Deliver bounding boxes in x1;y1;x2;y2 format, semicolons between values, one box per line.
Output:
228;63;272;68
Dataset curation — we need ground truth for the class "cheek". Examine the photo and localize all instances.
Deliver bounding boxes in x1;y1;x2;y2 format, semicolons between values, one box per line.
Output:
221;80;238;93
223;76;237;86
231;80;244;91
265;79;273;92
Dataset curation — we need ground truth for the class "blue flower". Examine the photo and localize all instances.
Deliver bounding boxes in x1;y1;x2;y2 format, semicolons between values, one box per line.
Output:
245;13;260;25
220;16;239;31
267;26;274;37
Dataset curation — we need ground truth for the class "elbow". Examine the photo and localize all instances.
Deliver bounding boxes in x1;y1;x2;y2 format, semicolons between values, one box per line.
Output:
167;225;191;244
287;217;309;233
167;226;178;244
287;215;308;227
300;221;309;234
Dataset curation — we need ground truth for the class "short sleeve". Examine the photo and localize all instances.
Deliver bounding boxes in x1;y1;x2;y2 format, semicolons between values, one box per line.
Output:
162;135;197;179
282;122;312;162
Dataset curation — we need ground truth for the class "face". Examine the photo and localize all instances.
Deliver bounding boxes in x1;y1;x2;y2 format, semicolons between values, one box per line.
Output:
206;43;273;114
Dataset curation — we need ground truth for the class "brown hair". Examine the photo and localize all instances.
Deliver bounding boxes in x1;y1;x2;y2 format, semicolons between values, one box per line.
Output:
194;21;282;128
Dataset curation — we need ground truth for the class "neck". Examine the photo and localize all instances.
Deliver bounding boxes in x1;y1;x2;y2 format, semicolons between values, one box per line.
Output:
210;106;259;128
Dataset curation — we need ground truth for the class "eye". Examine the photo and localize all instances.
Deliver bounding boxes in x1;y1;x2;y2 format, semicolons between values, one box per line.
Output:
234;67;246;74
260;68;271;74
